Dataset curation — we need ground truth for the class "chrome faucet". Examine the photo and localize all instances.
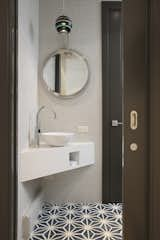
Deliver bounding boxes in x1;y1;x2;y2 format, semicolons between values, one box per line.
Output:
35;106;56;147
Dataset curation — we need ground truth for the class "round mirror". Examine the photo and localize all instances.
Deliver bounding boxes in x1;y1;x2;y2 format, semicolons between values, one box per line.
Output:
42;49;89;98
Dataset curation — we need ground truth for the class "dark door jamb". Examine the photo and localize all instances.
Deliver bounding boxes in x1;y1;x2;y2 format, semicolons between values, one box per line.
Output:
0;0;17;240
149;0;160;239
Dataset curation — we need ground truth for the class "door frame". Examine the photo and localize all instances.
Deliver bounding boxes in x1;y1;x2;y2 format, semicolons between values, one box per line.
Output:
149;0;160;238
1;0;160;240
0;0;17;240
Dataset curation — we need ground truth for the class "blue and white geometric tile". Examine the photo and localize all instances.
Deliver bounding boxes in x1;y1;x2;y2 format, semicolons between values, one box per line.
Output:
29;202;123;240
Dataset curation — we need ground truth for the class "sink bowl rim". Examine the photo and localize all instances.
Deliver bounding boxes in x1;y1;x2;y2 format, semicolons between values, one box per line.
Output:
39;132;75;137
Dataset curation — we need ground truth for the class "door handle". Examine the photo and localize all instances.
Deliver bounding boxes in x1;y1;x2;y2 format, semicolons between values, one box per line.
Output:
112;120;123;127
130;110;138;130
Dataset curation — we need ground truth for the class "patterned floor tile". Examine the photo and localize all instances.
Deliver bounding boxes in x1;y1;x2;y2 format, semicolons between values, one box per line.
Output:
29;202;123;240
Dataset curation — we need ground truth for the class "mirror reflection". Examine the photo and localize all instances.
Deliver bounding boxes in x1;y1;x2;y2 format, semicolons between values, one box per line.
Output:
43;49;89;97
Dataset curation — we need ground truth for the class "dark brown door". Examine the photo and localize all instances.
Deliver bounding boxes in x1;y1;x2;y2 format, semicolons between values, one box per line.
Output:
123;0;149;240
102;2;122;203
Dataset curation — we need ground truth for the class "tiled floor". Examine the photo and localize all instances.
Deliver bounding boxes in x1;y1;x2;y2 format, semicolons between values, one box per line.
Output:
29;202;122;240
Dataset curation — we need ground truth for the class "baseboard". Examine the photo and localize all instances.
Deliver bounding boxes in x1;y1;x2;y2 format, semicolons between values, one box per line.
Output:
22;191;44;240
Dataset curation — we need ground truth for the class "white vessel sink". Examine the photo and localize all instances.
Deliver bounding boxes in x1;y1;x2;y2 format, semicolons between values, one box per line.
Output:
39;132;74;146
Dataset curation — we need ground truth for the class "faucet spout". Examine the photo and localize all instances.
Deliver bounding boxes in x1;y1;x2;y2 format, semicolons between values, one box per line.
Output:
35;106;56;147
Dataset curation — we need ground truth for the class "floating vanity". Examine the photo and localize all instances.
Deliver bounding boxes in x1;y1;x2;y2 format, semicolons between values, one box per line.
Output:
20;142;95;182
